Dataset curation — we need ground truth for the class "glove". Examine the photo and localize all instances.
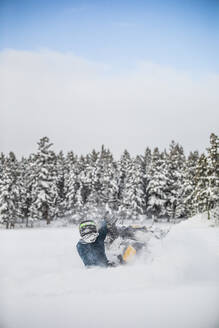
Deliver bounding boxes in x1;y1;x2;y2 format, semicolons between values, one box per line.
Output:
107;261;117;267
104;211;111;222
105;211;117;225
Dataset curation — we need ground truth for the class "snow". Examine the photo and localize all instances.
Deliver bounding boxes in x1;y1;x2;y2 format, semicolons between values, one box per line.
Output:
1;215;219;328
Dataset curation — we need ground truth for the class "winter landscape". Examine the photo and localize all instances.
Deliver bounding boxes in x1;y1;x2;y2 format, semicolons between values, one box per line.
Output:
1;1;219;328
0;133;218;328
1;213;219;328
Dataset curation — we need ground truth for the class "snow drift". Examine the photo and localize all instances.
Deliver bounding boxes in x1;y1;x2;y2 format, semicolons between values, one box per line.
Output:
0;214;219;328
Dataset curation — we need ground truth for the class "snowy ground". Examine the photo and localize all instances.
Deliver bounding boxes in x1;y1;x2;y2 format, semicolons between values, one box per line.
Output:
1;215;219;328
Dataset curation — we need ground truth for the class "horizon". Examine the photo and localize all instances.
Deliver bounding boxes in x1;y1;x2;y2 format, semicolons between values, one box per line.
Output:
1;133;211;161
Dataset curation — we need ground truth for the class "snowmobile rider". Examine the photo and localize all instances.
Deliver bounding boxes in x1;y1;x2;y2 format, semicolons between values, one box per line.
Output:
76;216;114;268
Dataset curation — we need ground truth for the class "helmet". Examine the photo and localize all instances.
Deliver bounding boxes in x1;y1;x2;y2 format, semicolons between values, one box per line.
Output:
79;220;99;243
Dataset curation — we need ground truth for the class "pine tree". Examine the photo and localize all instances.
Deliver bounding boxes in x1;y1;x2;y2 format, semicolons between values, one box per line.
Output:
16;157;31;225
0;153;19;228
56;151;67;217
99;154;119;211
206;133;219;213
29;137;58;224
64;165;77;214
85;146;114;210
192;154;209;214
74;183;84;214
118;150;131;205
165;141;186;220
64;151;78;214
142;147;152;212
193;134;219;219
119;156;145;219
183;151;199;217
146;148;168;218
85;162;99;210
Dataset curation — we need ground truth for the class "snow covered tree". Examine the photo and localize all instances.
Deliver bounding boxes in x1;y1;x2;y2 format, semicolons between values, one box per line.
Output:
0;153;20;228
183;151;199;217
165;141;186;220
119;156;145;219
118;150;131;205
64;151;78;213
0;153;6;168
86;149;99;165
29;137;58;224
98;151;119;211
192;134;219;219
16;156;32;226
146;148;168;218
64;165;77;214
74;183;84;213
83;163;99;211
85;146;115;210
206;133;219;212
142;147;152;211
192;154;209;215
56;151;67;217
0;133;216;226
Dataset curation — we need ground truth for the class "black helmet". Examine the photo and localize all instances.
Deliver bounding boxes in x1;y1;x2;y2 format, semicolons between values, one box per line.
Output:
79;220;98;238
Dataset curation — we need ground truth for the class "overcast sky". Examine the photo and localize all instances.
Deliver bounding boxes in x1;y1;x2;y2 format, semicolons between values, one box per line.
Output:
1;0;219;158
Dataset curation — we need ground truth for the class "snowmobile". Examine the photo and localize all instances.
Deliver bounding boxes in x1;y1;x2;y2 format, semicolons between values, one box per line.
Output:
105;221;169;265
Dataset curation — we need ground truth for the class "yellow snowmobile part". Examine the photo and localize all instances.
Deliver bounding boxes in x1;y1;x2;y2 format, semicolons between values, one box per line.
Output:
123;245;136;262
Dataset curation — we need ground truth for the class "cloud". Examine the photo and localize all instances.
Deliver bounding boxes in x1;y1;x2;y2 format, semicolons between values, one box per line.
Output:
0;49;218;158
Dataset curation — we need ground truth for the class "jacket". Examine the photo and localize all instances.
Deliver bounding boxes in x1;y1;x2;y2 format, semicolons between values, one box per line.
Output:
76;220;109;267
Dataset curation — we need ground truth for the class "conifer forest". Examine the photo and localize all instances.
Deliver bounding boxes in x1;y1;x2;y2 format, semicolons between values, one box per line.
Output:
0;133;218;228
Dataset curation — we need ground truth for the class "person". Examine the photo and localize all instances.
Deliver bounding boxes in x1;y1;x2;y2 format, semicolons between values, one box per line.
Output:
76;218;113;268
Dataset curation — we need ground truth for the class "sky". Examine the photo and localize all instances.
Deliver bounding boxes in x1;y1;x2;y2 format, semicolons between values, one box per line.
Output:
0;0;219;158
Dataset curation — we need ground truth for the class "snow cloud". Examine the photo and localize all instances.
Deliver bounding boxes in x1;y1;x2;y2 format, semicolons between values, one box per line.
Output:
0;49;219;158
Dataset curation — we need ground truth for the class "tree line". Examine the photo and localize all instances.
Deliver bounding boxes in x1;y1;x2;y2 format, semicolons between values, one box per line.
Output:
0;134;218;228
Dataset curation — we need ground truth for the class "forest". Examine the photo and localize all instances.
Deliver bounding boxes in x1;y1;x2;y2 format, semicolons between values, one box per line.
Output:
0;133;218;228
